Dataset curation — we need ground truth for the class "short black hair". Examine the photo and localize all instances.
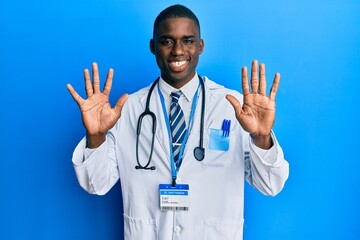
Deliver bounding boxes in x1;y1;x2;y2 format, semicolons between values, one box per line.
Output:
153;4;201;37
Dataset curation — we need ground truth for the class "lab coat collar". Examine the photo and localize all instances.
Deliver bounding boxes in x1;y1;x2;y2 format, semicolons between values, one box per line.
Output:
158;73;199;102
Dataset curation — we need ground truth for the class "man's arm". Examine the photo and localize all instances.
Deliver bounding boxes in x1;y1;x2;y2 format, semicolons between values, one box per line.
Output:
227;60;288;195
245;131;289;196
67;62;128;194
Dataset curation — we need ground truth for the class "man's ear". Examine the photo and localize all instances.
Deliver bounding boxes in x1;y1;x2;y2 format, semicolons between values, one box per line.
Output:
199;39;204;55
150;39;155;55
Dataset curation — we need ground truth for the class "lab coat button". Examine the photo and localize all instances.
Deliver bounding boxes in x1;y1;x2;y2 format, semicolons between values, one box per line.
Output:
176;178;183;183
173;225;181;233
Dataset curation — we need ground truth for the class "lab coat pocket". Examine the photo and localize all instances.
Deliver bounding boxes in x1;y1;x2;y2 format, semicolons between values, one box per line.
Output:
204;219;244;240
209;128;230;151
204;126;235;168
123;214;157;240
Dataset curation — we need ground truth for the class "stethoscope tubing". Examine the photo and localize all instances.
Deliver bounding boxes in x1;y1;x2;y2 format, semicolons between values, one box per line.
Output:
135;75;205;172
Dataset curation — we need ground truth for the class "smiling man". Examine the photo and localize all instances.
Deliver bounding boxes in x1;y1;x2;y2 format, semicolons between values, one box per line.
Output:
67;4;289;240
150;13;204;88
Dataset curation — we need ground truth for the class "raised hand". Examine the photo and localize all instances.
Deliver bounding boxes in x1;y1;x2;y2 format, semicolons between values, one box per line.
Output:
66;62;128;148
226;60;280;149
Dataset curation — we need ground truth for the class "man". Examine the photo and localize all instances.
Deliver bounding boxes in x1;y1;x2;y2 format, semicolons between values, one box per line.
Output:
67;4;289;240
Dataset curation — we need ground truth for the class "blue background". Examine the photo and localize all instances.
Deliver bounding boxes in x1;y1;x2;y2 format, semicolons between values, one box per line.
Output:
1;0;359;239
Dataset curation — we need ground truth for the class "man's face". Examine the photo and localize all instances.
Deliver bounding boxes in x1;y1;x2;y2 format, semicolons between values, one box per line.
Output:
150;17;204;88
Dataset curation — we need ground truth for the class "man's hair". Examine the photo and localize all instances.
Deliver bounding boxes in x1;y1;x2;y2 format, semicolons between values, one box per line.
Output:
153;4;201;37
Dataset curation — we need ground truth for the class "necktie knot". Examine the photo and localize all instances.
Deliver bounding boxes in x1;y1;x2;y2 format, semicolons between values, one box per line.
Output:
171;91;181;104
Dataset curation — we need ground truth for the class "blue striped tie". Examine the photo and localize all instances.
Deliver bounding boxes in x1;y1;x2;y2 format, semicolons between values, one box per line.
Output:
170;91;187;168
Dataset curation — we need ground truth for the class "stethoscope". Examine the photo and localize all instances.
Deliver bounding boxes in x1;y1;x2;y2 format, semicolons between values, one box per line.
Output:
135;75;205;171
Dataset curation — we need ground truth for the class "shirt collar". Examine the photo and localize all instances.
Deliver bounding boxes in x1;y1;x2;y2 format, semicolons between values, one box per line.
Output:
159;73;199;102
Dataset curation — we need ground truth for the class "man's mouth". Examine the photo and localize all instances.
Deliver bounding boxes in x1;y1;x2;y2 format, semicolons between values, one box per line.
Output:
168;60;188;72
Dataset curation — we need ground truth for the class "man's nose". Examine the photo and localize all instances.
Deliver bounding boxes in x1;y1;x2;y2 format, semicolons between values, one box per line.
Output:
171;42;184;55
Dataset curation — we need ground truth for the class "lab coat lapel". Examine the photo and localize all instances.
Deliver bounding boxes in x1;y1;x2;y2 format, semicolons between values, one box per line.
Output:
139;84;171;165
202;77;215;130
180;77;214;171
193;76;214;134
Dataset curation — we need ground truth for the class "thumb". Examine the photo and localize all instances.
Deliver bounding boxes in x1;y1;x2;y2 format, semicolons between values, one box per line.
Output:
226;94;245;121
226;94;242;115
114;93;129;116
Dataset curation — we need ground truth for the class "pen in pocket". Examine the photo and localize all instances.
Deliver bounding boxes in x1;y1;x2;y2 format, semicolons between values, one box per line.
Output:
221;119;231;137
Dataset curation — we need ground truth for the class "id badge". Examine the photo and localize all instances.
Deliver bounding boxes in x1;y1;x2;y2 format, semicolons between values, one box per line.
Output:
159;184;189;211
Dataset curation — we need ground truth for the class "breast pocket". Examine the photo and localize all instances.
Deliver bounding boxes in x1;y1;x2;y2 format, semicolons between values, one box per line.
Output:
209;128;230;151
123;214;157;240
204;125;236;168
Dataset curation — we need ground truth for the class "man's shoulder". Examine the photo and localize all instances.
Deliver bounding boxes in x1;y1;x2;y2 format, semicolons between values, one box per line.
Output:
203;76;242;99
126;83;152;101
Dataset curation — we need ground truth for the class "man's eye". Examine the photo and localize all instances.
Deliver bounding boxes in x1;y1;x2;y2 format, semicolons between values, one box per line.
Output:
160;40;173;45
183;39;194;44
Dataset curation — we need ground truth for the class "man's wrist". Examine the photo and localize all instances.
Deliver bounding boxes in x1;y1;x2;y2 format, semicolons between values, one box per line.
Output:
250;133;273;150
86;133;106;149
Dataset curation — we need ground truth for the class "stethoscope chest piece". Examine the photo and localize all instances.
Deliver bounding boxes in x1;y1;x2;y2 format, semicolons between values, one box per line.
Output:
194;147;205;161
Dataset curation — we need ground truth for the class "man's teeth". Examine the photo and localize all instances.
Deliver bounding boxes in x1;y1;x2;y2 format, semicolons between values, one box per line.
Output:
170;61;186;67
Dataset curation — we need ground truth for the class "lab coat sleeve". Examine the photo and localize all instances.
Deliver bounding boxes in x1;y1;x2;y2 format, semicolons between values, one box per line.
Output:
72;130;119;195
245;131;289;196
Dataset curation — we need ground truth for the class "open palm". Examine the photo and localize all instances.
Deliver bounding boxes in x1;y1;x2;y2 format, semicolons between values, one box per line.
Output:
67;63;128;145
226;60;280;145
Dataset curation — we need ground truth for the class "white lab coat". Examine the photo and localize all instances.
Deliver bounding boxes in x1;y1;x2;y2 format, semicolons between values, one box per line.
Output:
72;77;289;240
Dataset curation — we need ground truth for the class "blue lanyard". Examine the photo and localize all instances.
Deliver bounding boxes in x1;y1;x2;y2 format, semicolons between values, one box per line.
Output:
157;81;200;186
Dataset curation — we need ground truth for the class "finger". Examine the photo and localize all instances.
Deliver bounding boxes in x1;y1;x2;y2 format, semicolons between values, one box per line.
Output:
241;66;250;96
84;68;93;98
92;62;101;93
251;60;259;93
226;94;243;118
259;63;267;96
66;83;84;106
269;73;280;101
114;93;129;116
103;68;114;96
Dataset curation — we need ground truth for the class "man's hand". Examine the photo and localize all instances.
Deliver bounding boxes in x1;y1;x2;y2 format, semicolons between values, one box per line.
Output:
226;60;280;149
66;62;128;148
